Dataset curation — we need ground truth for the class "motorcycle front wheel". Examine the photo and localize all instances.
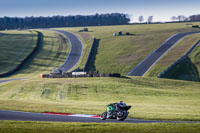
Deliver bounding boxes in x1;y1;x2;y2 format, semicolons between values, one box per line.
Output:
117;110;128;121
100;112;107;120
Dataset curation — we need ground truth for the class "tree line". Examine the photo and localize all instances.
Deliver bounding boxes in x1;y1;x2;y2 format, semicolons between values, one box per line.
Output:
171;14;200;22
0;13;130;30
138;14;200;23
138;16;153;23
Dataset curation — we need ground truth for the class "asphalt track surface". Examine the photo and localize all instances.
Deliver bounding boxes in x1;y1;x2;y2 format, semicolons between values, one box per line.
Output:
127;31;200;76
0;78;27;83
53;30;83;72
0;110;198;123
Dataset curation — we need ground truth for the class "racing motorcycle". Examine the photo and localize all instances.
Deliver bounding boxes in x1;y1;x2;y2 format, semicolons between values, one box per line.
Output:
100;103;131;121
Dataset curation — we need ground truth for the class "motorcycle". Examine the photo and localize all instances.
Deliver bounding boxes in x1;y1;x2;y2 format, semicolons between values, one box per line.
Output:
100;103;131;121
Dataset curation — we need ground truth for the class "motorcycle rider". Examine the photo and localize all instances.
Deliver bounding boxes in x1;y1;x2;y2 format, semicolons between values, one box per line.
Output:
107;101;127;118
119;101;126;107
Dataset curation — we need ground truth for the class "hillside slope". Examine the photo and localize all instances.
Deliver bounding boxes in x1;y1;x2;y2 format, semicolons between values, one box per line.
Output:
0;77;200;121
0;30;70;78
0;30;38;76
57;22;200;75
146;33;200;78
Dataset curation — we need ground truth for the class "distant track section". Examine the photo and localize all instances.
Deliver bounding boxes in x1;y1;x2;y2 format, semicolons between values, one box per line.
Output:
53;30;83;72
0;78;27;83
127;31;200;76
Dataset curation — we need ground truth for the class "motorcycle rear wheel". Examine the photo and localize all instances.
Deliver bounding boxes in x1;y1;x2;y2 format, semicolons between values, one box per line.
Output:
100;112;107;120
117;110;128;121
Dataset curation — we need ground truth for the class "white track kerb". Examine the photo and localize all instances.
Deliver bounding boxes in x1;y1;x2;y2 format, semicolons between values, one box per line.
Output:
43;112;100;118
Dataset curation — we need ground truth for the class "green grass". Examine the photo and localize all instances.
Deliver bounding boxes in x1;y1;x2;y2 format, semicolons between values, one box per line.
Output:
0;121;200;133
146;33;200;77
4;30;70;78
1;23;200;129
0;77;200;121
0;30;38;75
159;57;199;81
56;22;200;75
189;40;200;76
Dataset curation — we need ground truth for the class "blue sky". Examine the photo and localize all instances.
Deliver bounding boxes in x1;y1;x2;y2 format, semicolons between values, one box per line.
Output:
0;0;200;22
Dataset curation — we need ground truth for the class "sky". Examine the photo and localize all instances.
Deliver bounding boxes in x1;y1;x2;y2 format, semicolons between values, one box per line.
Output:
0;0;200;22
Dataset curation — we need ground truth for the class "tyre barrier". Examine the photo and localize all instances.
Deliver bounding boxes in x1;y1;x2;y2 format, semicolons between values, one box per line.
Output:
40;71;121;78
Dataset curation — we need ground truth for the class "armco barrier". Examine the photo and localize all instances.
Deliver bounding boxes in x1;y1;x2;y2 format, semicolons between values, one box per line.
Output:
158;40;200;78
0;31;42;77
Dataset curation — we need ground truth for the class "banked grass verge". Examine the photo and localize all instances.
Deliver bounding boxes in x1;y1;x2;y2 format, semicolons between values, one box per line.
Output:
0;77;200;121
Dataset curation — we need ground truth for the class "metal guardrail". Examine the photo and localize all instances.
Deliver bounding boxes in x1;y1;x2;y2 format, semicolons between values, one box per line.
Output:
158;40;200;78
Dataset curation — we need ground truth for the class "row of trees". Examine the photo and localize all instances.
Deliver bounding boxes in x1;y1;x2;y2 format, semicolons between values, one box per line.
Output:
0;13;130;30
171;15;189;21
171;14;200;22
188;14;200;22
138;14;200;23
138;16;153;23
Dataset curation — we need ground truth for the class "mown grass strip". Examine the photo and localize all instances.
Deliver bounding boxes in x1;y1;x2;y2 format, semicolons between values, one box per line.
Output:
0;121;200;133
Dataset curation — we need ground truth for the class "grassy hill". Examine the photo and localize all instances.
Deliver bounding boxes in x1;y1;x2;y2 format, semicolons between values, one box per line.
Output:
189;41;200;75
0;24;200;133
56;22;200;75
0;23;200;127
145;33;200;78
2;23;197;77
0;76;200;121
0;30;38;75
0;30;70;78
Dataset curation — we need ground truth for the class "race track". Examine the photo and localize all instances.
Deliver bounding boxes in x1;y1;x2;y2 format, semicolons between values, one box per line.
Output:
0;110;197;123
127;31;200;76
53;30;83;72
1;31;200;123
0;78;27;83
0;30;82;83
